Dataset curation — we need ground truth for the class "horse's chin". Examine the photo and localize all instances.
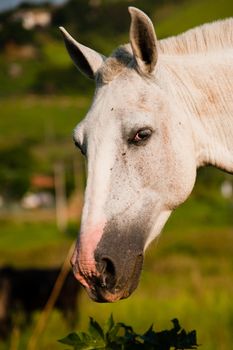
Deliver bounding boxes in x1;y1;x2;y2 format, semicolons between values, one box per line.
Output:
85;284;138;303
85;287;129;303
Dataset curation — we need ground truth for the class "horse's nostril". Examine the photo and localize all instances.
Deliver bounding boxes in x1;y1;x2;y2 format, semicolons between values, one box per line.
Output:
103;258;115;276
98;257;116;289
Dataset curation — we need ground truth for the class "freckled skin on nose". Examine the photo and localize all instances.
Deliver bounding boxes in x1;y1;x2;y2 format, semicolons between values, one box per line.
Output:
70;222;107;286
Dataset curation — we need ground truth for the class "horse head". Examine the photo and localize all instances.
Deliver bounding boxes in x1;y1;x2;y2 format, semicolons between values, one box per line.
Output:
60;7;197;302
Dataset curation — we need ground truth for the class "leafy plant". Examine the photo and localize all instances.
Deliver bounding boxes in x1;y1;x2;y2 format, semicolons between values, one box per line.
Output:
59;315;198;350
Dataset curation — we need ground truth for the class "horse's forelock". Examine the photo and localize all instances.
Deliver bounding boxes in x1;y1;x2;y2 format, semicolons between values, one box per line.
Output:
96;45;136;84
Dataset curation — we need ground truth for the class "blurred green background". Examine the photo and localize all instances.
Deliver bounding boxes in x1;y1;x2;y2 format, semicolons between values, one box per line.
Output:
0;0;233;349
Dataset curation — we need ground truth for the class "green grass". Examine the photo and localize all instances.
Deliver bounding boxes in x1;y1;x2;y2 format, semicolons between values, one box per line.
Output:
0;96;90;145
0;56;42;97
0;220;73;267
155;0;233;38
0;95;89;173
42;41;71;66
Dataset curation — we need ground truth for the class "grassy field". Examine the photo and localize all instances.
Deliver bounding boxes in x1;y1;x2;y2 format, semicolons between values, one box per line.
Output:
155;0;233;38
0;96;90;145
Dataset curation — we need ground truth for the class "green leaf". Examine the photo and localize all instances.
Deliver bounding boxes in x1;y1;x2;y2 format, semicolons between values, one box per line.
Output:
106;323;122;342
141;325;157;344
105;314;114;333
78;332;92;343
89;317;105;340
58;332;81;346
58;331;105;349
171;318;181;333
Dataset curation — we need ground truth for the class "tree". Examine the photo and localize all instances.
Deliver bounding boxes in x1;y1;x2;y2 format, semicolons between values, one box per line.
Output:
0;143;34;200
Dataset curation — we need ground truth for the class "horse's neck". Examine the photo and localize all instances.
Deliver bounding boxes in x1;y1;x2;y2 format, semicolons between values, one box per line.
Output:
161;50;233;173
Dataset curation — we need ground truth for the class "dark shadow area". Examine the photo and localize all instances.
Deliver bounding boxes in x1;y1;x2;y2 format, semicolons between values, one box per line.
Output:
0;266;81;339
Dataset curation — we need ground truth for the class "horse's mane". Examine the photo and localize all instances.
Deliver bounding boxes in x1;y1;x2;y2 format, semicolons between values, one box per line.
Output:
97;18;233;83
158;18;233;55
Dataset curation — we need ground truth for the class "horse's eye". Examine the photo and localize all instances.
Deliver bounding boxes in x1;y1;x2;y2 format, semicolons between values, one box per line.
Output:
130;128;152;144
74;140;86;156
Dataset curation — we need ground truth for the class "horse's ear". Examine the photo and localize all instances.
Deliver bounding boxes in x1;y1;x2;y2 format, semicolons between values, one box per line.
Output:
128;7;158;74
59;27;105;80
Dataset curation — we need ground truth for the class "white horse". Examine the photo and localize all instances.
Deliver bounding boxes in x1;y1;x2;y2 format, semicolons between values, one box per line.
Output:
60;7;233;302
